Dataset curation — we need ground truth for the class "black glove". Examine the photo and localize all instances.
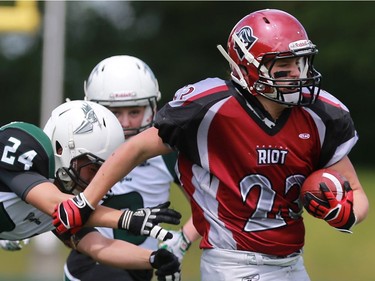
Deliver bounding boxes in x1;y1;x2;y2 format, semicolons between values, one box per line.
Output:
118;201;181;241
150;248;181;281
53;193;95;234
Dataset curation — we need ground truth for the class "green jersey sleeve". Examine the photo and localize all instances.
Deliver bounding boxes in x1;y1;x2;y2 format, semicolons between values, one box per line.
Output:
0;122;55;179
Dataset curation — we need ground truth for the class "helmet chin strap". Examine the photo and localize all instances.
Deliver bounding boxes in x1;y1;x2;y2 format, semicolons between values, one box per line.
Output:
217;44;248;90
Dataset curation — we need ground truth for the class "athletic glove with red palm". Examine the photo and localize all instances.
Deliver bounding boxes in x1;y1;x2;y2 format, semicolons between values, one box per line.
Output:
53;193;94;235
303;181;357;233
54;196;181;241
150;248;181;281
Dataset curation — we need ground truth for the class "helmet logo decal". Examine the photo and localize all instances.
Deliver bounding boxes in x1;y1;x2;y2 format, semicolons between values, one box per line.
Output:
289;40;315;54
110;92;137;99
234;26;258;60
74;102;101;134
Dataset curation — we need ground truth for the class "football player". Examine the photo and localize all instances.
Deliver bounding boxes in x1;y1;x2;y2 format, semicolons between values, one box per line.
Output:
0;100;181;280
62;55;197;281
53;9;369;281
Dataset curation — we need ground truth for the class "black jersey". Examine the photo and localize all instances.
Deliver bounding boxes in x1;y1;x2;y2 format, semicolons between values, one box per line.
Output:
0;122;55;199
0;122;56;239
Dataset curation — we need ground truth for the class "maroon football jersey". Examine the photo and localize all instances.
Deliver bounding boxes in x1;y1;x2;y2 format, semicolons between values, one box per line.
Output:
155;78;357;256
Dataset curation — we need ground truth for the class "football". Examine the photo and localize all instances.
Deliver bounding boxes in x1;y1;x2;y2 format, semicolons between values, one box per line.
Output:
300;168;346;203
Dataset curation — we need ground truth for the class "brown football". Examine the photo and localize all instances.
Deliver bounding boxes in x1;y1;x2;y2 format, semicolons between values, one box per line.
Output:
300;168;346;203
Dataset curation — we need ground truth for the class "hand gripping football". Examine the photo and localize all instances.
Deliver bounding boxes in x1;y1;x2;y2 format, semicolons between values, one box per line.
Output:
300;168;356;233
300;168;346;204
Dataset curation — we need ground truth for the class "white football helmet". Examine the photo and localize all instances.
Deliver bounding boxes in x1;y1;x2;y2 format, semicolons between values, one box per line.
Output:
43;100;124;194
84;55;161;136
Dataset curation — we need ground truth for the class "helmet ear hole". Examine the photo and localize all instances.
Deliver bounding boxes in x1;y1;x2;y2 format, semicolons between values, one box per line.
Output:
262;16;270;24
56;141;62;155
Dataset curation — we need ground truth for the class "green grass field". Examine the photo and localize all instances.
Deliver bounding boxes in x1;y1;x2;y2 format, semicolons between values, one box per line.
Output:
0;167;374;281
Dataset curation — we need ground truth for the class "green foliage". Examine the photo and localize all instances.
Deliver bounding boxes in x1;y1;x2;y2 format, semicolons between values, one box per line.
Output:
1;2;374;164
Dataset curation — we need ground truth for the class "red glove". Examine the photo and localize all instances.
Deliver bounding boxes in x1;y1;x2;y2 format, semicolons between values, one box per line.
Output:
303;181;357;233
52;193;95;234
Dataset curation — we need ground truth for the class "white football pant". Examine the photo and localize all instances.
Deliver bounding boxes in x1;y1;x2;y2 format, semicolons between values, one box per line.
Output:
201;248;310;281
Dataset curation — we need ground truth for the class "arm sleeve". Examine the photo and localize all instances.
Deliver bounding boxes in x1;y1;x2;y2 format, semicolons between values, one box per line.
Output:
0;169;50;200
309;93;358;168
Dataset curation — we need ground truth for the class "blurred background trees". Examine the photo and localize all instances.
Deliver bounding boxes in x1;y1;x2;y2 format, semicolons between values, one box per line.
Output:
0;1;374;165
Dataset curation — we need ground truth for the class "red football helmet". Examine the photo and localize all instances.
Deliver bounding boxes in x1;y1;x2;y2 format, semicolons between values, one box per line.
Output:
218;9;321;106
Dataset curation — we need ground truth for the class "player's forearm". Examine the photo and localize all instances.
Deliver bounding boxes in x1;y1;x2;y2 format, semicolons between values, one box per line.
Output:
84;127;171;207
83;142;145;206
329;156;369;225
183;217;201;243
78;232;152;269
85;205;123;229
26;182;71;215
353;189;369;224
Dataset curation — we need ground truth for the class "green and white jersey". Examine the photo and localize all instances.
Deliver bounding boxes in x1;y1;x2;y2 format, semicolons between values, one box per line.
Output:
0;122;55;240
98;152;177;251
